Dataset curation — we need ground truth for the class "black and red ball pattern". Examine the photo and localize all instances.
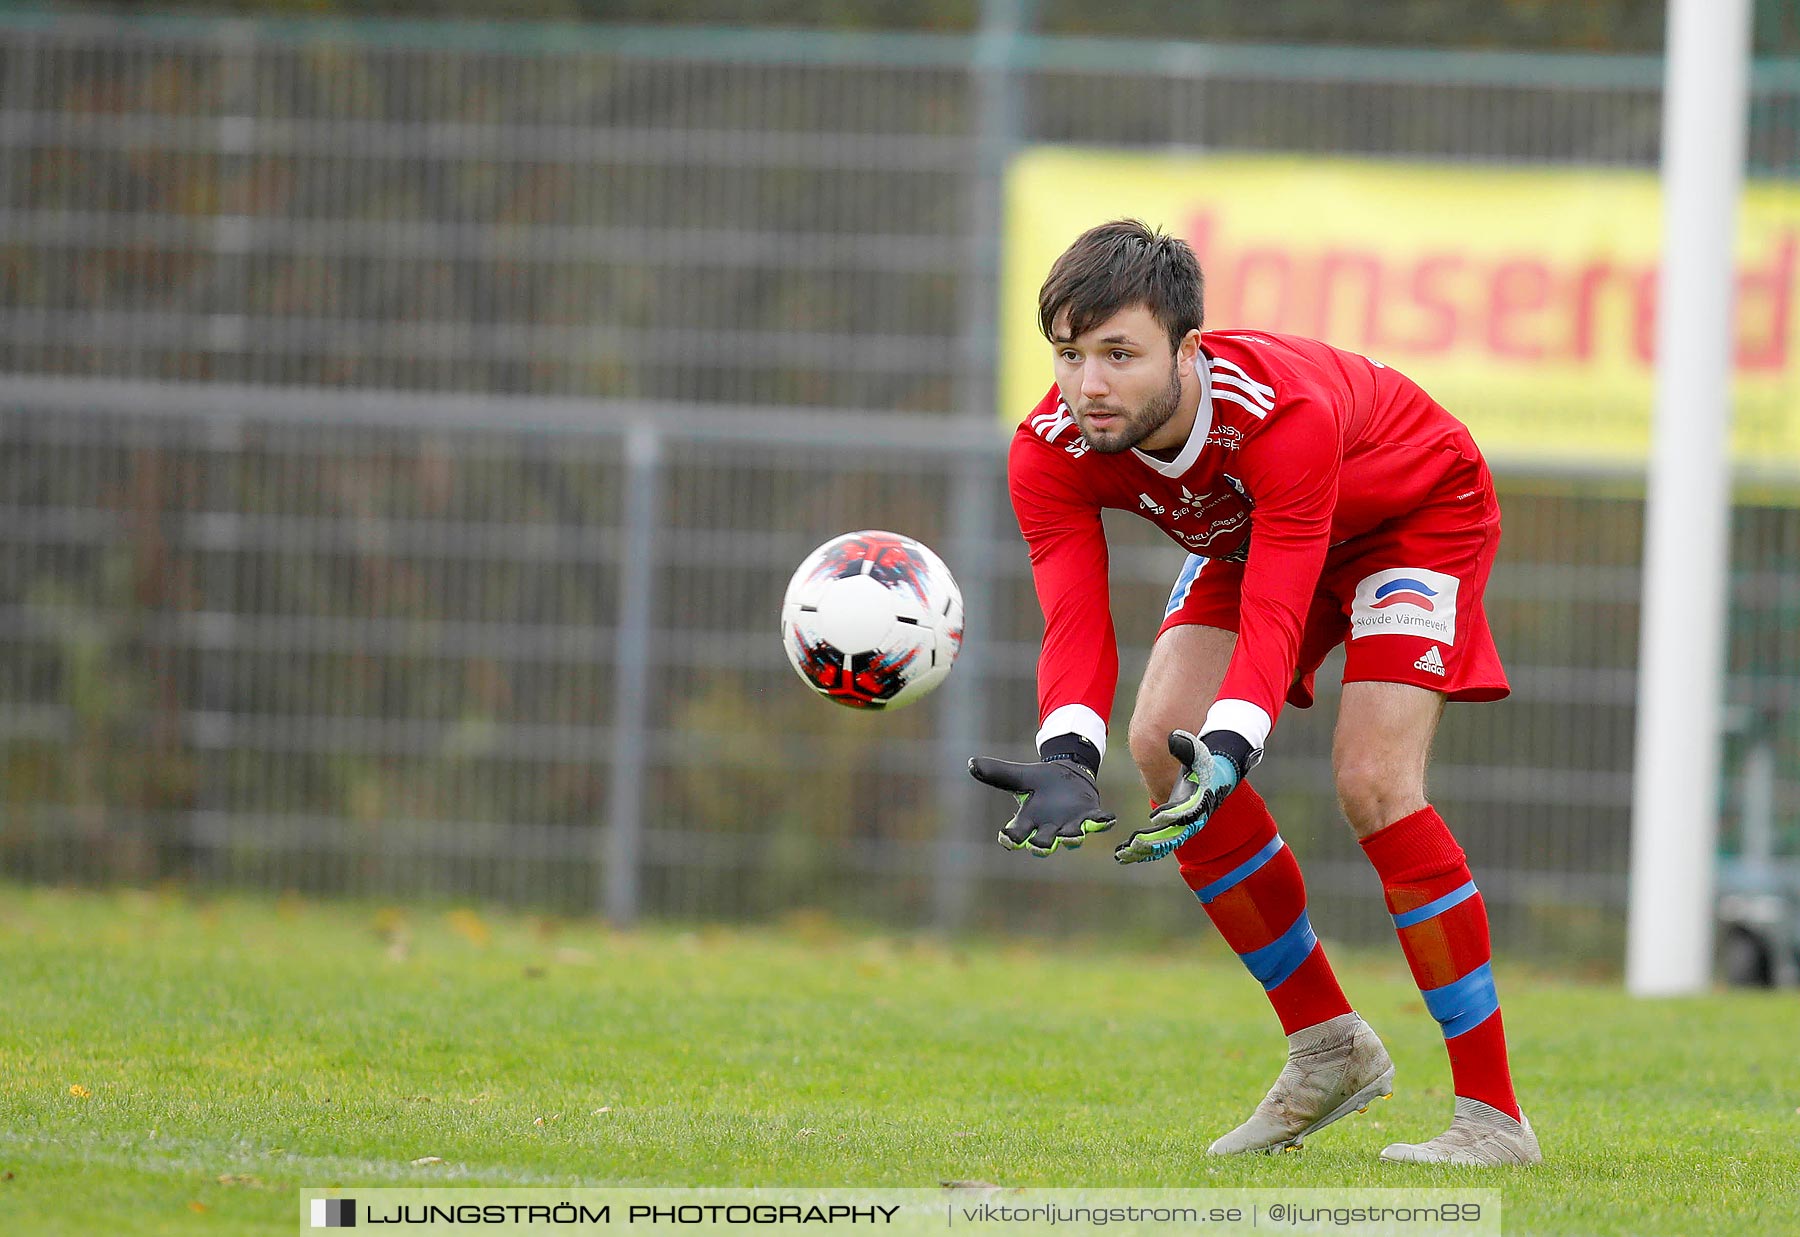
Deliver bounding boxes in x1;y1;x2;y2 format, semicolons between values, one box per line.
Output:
808;532;933;605
792;630;920;710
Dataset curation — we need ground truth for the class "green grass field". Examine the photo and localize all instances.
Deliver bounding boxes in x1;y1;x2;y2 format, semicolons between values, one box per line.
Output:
1;884;1795;1235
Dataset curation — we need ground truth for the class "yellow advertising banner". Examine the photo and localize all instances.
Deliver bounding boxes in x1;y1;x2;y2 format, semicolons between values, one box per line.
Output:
1001;149;1800;476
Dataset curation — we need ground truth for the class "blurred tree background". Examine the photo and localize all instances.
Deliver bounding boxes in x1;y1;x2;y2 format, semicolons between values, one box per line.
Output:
3;0;1795;947
6;0;1799;55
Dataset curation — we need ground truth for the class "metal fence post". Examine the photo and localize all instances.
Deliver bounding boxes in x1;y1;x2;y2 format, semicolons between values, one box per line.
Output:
604;426;662;926
934;445;997;933
933;0;1030;933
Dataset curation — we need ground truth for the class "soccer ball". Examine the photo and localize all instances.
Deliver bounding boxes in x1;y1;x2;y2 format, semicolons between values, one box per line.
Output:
780;530;964;710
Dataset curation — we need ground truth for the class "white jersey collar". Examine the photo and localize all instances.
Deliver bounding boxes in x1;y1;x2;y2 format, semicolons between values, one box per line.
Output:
1131;352;1213;477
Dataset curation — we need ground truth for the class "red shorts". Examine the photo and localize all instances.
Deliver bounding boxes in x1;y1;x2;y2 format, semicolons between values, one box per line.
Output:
1158;492;1509;707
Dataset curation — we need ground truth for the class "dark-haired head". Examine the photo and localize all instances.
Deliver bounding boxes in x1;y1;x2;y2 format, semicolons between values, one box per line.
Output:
1038;219;1203;350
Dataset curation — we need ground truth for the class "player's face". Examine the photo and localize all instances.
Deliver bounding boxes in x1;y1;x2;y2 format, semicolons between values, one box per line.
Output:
1050;304;1196;454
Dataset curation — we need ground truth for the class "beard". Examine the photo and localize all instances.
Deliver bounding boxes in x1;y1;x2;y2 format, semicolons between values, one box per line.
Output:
1078;355;1184;454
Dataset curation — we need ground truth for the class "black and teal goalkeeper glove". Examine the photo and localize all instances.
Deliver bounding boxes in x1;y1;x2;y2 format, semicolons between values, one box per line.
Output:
968;737;1115;857
1113;729;1258;865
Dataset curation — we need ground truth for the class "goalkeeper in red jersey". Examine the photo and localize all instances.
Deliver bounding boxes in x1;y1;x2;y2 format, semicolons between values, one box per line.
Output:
968;219;1541;1165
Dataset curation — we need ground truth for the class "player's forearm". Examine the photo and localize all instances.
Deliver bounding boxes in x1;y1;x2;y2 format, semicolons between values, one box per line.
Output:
1209;524;1328;759
1216;405;1337;748
1030;579;1118;768
1211;589;1309;750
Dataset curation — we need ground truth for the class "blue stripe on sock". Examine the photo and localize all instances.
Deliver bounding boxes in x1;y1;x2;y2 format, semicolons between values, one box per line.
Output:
1421;961;1500;1039
1239;911;1318;991
1193;834;1286;905
1391;879;1479;929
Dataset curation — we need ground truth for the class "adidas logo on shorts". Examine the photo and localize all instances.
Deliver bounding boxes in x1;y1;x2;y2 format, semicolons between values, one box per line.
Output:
1414;646;1447;677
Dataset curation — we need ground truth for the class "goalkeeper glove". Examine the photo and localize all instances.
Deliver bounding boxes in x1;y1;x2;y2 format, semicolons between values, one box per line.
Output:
1113;729;1258;865
968;736;1116;857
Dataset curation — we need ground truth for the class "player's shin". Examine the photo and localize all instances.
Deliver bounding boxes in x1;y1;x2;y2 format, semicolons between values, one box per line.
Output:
1359;805;1521;1121
1175;780;1352;1034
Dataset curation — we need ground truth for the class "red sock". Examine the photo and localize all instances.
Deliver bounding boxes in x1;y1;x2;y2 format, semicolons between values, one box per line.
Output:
1360;805;1521;1120
1176;780;1353;1035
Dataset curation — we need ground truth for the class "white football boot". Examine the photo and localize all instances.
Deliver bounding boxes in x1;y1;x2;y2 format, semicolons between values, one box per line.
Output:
1380;1096;1543;1165
1208;1012;1396;1154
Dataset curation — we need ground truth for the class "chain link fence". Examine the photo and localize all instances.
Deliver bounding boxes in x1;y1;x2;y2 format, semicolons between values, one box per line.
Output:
2;16;1796;963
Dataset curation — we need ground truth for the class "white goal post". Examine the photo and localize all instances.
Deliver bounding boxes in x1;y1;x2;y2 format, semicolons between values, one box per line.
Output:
1626;0;1754;996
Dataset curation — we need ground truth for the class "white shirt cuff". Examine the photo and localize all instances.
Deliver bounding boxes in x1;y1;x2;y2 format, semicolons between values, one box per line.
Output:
1035;704;1108;760
1200;698;1273;750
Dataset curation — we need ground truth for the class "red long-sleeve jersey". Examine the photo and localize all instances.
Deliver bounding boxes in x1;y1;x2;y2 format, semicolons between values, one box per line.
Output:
1010;329;1489;756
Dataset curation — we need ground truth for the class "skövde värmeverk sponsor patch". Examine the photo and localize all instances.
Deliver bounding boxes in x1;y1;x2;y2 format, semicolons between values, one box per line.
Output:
1350;567;1460;644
